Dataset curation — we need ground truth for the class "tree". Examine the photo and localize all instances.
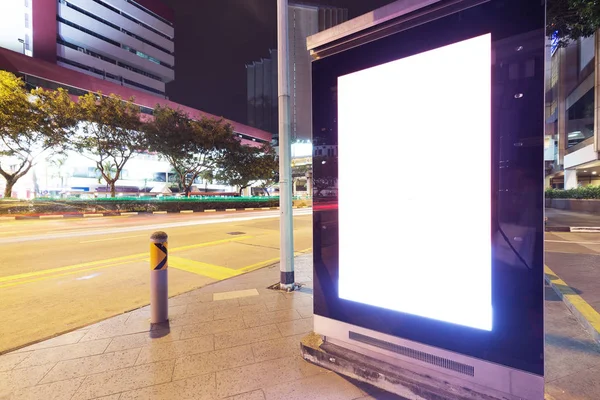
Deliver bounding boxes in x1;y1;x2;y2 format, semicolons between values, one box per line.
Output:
216;143;278;196
548;0;600;47
146;105;238;197
76;92;143;197
0;71;78;198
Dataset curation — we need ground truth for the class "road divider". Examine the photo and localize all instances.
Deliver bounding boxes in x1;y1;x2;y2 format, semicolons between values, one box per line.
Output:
0;207;312;221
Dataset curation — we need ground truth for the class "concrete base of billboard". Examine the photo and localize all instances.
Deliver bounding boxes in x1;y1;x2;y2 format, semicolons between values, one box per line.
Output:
300;332;520;400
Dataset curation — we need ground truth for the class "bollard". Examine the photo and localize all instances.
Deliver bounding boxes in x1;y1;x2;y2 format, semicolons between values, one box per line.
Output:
150;231;169;324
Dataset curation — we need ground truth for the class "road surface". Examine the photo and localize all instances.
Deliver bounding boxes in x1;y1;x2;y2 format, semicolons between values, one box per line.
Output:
0;209;312;353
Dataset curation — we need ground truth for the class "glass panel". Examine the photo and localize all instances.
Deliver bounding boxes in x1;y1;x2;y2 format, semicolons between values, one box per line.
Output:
566;87;594;147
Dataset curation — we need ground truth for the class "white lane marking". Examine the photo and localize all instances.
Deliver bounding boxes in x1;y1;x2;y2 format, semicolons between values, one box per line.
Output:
0;209;312;244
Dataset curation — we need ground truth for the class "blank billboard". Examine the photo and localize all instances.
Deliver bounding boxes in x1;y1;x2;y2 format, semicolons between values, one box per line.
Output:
337;34;492;331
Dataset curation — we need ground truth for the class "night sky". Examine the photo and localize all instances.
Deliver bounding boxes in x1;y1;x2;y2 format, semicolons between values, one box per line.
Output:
162;0;396;125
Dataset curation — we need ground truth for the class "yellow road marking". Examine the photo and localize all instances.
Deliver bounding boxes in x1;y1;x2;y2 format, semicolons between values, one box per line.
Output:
169;236;252;252
80;235;146;244
545;265;600;334
169;257;242;280
0;236;253;284
0;260;139;289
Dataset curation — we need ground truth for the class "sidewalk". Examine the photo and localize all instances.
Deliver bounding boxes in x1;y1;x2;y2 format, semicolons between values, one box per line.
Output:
546;208;600;231
545;231;600;344
1;254;600;400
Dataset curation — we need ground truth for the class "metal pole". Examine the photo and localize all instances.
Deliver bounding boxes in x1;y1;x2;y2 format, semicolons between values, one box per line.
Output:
277;0;295;290
150;231;168;323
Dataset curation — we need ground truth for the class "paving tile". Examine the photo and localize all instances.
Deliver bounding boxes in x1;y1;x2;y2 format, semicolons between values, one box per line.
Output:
214;303;268;320
213;289;259;301
80;318;154;342
13;331;87;353
179;317;246;340
215;356;326;398
224;389;265;400
173;345;255;382
186;299;241;315
295;306;314;318
545;332;600;382
251;334;305;363
119;373;216;400
164;311;215;328
136;335;214;365
71;360;175;400
264;297;313;312
40;348;141;384
104;327;183;353
263;372;364;400
16;339;111;368
243;309;302;328
277;318;313;337
237;293;286;306
0;353;31;372
0;364;54;396
5;377;84;400
168;293;213;306
214;324;281;350
546;364;600;400
126;305;189;322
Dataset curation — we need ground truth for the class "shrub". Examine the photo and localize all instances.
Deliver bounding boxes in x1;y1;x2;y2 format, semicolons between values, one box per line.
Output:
546;186;600;199
0;197;280;215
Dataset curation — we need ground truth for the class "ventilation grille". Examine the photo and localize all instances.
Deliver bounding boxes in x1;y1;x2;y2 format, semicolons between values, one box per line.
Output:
348;331;475;376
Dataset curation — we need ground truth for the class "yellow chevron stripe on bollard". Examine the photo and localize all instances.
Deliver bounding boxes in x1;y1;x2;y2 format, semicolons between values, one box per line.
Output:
150;241;168;270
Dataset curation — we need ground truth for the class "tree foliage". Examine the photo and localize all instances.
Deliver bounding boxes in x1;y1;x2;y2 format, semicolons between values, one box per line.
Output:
548;0;600;47
216;143;278;195
146;105;238;196
0;71;78;198
76;92;143;197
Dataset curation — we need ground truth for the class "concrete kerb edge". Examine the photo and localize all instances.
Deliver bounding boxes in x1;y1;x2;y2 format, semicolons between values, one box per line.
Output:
545;265;600;345
545;226;600;232
0;207;296;221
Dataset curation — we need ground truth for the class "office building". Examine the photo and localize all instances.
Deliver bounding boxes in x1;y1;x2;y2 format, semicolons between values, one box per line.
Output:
545;32;600;188
0;0;271;198
1;0;174;97
246;3;348;143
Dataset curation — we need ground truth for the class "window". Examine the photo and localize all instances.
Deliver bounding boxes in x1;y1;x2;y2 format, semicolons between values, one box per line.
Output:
24;13;29;28
566;87;595;148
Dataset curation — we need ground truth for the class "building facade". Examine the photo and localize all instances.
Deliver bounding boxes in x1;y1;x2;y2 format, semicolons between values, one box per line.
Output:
545;32;600;188
0;0;271;199
246;3;348;143
1;0;174;97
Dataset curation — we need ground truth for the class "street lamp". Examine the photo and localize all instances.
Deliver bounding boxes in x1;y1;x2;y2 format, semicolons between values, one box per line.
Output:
277;0;295;290
17;38;25;54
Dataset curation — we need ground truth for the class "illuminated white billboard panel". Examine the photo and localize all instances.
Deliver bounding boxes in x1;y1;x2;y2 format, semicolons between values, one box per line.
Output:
337;34;492;331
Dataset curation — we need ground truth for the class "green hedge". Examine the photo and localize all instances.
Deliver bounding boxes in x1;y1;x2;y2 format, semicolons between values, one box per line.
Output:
545;186;600;199
0;197;281;215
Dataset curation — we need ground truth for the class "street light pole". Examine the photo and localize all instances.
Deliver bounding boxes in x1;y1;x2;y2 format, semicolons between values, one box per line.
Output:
277;0;295;290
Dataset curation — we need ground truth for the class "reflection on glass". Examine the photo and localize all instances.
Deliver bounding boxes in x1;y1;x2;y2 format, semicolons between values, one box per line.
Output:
567;87;594;148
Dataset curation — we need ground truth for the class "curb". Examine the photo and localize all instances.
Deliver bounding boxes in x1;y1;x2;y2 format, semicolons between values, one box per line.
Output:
545;265;600;344
0;206;310;221
546;226;600;232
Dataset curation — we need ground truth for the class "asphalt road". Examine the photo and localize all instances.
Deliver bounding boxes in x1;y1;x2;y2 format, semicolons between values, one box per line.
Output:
0;209;313;353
